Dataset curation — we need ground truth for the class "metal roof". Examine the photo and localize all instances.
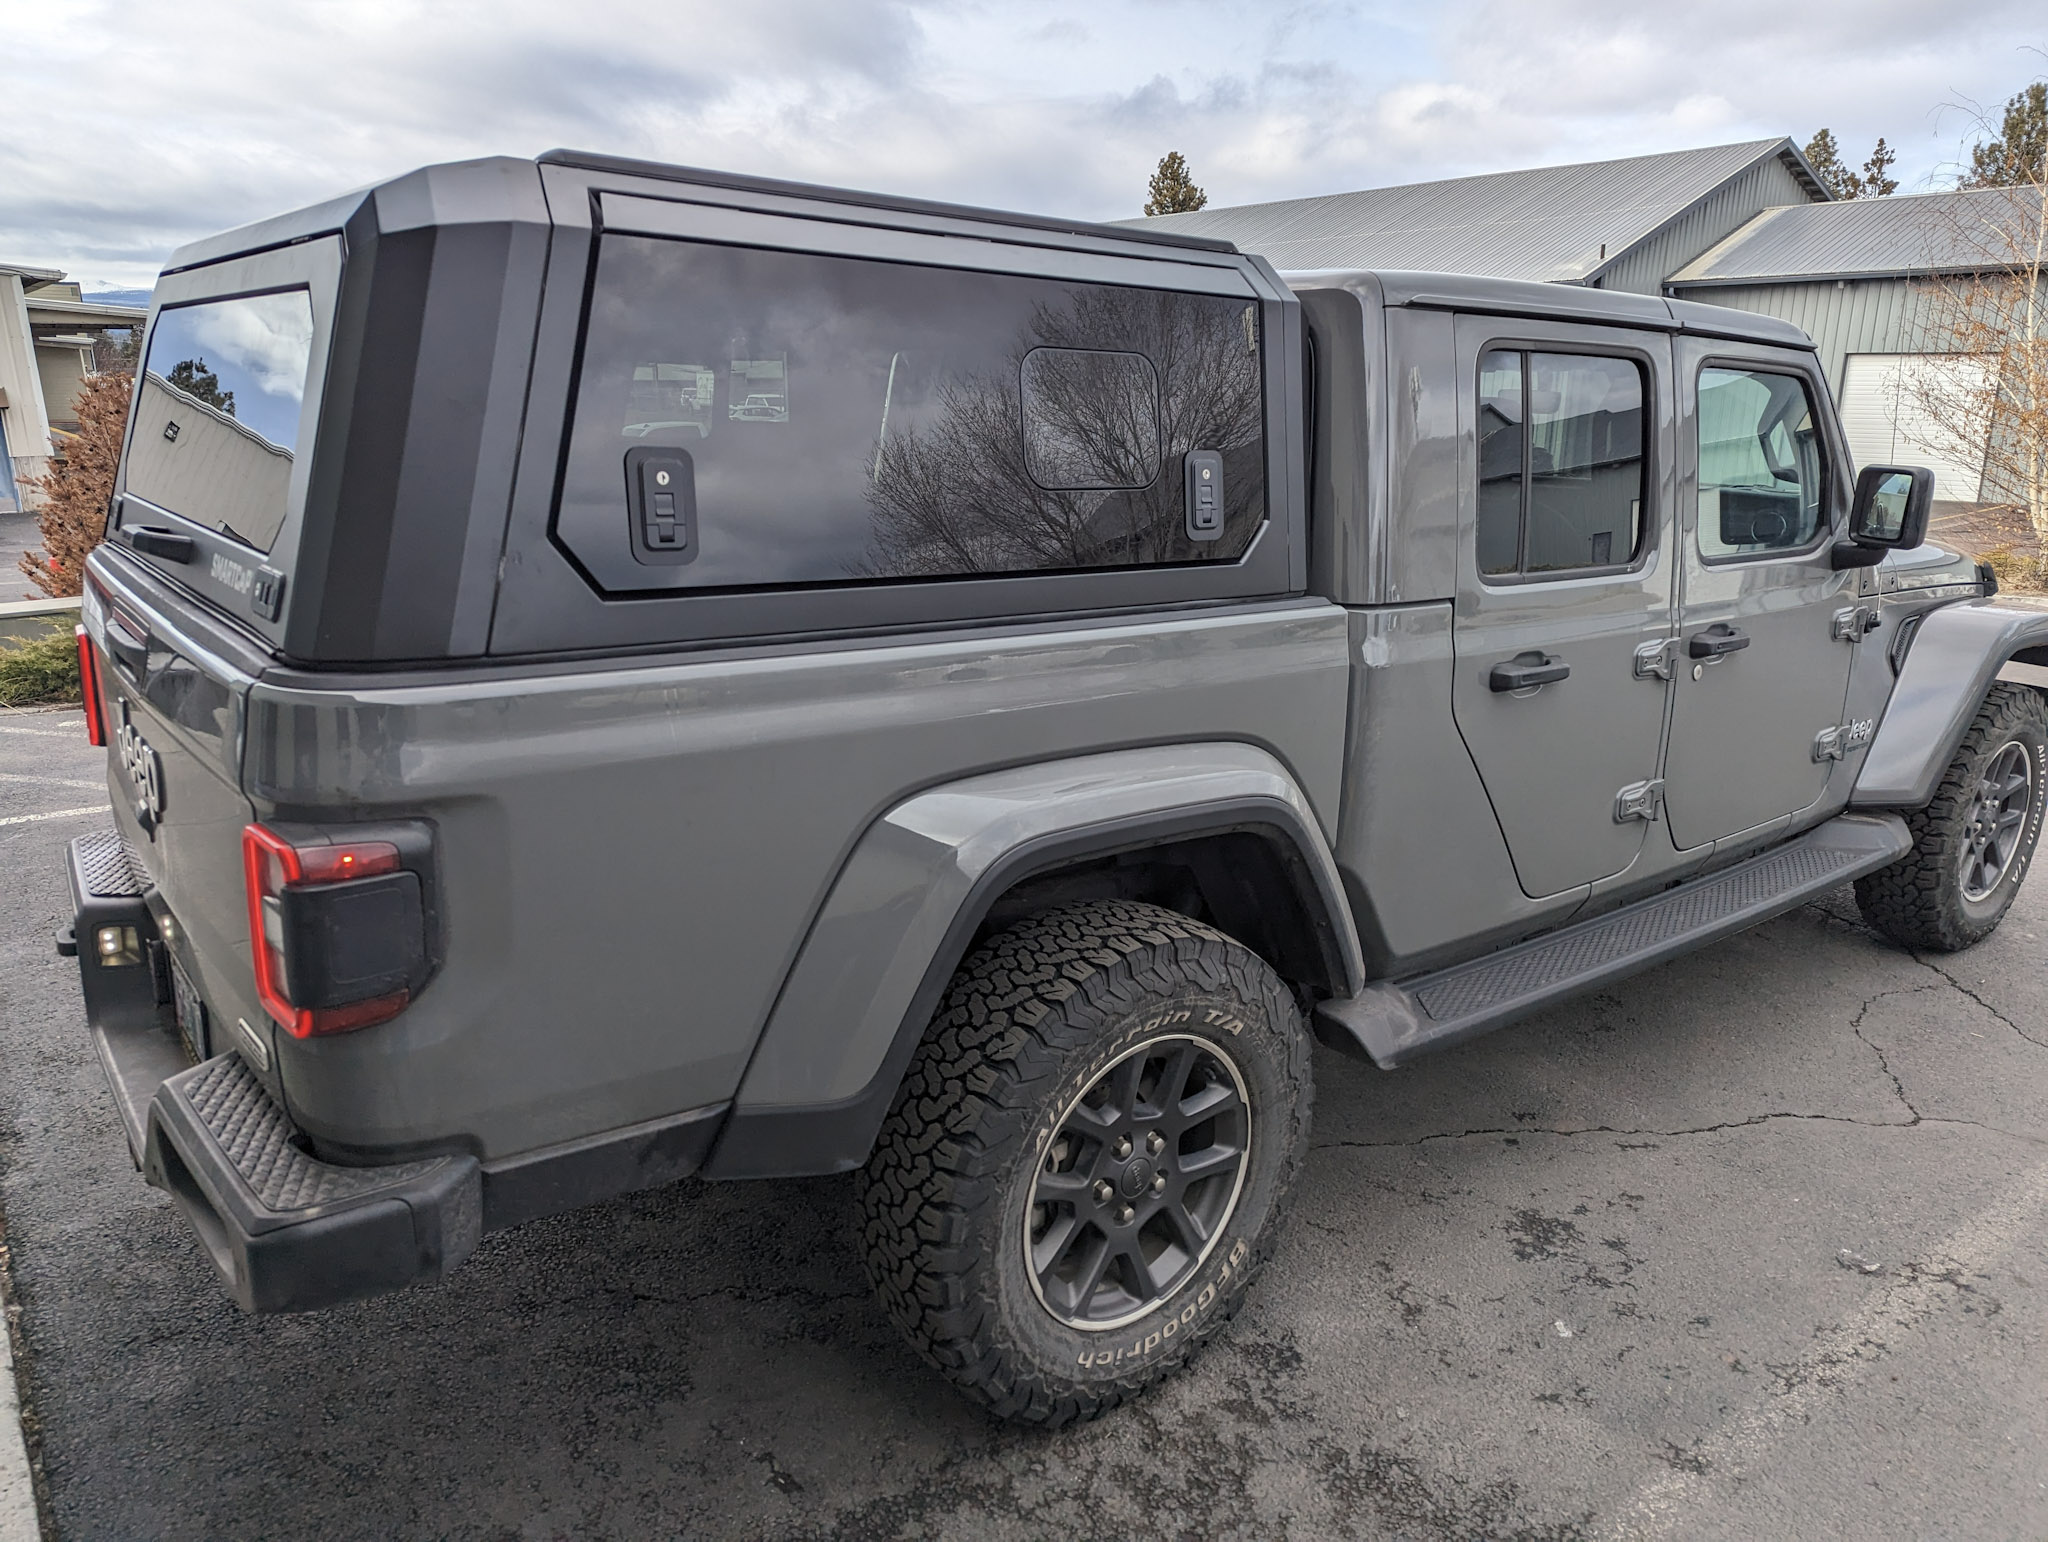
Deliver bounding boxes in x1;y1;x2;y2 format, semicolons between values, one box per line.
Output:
1668;187;2045;285
1122;139;1825;281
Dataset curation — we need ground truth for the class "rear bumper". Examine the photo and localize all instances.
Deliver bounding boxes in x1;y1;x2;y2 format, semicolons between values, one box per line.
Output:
144;1055;480;1313
64;829;481;1313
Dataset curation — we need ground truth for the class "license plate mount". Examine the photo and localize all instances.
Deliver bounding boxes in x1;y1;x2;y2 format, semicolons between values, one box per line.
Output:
169;955;208;1063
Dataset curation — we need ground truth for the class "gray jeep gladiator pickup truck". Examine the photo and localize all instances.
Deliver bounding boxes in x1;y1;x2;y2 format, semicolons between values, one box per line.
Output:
61;151;2048;1424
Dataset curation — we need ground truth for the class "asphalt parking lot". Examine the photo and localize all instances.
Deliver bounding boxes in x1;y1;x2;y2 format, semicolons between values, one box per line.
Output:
2;703;2046;1541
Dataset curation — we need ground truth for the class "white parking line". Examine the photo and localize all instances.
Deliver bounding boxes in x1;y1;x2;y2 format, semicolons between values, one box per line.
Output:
0;772;106;792
0;724;79;738
1605;1156;2048;1539
0;805;107;828
0;1292;37;1542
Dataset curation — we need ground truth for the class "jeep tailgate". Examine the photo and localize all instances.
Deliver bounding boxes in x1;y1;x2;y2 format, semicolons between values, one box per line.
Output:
83;551;270;1055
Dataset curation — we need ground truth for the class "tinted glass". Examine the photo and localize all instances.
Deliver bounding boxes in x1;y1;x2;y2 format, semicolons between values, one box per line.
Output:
1475;349;1645;577
1020;348;1161;490
124;290;315;553
1476;350;1523;576
561;237;1265;588
1697;367;1824;558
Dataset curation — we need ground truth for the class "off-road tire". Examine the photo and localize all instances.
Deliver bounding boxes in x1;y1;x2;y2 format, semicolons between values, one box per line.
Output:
1855;683;2048;951
856;899;1314;1425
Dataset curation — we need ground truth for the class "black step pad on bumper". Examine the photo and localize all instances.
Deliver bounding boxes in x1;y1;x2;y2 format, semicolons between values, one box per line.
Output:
145;1055;481;1313
1318;812;1913;1067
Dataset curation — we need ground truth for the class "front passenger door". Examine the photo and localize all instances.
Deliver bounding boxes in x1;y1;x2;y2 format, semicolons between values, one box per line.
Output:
1662;348;1857;850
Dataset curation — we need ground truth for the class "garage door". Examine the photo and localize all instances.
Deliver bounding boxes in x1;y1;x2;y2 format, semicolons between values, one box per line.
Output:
1838;353;1989;501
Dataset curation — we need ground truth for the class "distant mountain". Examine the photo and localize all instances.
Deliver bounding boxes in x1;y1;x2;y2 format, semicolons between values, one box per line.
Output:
82;289;152;309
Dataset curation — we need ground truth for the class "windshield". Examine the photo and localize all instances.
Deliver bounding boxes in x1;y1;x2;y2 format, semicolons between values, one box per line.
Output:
123;290;316;553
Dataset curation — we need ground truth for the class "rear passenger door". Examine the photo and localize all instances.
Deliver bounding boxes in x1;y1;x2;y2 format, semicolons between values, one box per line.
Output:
1660;344;1856;850
1450;317;1677;900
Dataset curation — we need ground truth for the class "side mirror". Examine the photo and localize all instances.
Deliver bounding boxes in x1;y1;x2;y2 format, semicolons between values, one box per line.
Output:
1833;465;1934;569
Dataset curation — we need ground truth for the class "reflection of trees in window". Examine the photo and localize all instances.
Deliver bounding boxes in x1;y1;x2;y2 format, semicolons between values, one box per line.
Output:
165;358;236;416
860;288;1263;577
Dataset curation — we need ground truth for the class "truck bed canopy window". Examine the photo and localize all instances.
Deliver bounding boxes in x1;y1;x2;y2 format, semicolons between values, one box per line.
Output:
559;236;1266;589
122;290;316;554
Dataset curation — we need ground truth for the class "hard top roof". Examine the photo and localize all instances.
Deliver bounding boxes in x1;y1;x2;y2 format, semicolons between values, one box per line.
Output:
163;153;1239;276
1288;269;1814;349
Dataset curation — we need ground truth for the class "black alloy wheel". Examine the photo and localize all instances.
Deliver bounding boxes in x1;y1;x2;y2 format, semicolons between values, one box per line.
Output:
1960;740;2033;902
1857;683;2048;951
1026;1035;1251;1330
858;899;1315;1425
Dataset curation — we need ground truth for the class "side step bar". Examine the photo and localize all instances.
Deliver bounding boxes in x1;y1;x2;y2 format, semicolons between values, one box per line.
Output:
1316;812;1911;1068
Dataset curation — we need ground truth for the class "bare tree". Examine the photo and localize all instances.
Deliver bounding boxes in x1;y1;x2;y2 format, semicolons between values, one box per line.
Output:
861;288;1261;578
1899;90;2048;564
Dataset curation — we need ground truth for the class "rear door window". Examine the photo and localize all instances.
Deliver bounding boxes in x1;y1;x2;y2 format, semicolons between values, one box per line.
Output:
1477;349;1647;578
558;238;1266;588
123;290;316;553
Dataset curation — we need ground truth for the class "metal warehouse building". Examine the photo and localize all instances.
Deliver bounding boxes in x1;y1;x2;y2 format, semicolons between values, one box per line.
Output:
1134;141;2023;508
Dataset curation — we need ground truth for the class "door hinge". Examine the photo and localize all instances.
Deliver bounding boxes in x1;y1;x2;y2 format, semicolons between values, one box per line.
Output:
1613;778;1665;823
1632;637;1678;681
1813;718;1876;761
1832;605;1881;642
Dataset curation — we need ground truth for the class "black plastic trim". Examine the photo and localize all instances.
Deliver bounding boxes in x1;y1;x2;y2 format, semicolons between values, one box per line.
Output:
537;148;1239;255
702;797;1350;1180
479;1103;729;1231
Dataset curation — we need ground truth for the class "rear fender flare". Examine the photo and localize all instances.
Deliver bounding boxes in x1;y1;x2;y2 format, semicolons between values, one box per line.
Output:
1854;600;2048;808
702;743;1360;1180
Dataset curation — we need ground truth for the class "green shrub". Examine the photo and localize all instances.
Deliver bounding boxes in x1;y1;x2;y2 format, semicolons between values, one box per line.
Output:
0;628;82;707
1979;547;2048;594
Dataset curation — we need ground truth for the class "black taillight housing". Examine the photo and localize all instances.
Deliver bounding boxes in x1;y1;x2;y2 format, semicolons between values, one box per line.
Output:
243;820;440;1037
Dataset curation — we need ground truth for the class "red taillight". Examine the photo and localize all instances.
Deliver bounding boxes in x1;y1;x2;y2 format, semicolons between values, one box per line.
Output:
77;625;105;746
242;823;409;1038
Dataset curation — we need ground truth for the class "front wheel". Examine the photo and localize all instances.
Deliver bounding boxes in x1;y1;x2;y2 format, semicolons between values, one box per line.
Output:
856;900;1314;1425
1856;683;2048;951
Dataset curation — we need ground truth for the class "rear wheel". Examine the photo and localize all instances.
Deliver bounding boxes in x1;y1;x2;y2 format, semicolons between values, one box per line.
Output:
1856;684;2048;951
856;899;1313;1425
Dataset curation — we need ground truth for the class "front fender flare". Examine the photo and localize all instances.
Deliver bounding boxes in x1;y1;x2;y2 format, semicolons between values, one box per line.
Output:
1854;598;2048;808
702;743;1360;1179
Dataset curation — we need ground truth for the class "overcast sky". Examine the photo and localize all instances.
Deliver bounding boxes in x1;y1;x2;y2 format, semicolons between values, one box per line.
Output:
4;0;2042;291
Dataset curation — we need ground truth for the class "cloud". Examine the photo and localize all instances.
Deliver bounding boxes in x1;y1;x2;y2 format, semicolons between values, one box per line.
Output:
1;0;2040;289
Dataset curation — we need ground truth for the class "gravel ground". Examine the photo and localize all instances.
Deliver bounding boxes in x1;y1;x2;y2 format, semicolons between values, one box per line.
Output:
2;704;2045;1540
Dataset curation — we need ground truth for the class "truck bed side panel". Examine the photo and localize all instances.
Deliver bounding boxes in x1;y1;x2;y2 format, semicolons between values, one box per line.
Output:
246;603;1351;1159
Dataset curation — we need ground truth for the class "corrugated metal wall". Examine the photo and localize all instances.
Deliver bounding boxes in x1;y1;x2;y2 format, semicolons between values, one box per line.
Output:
1600;155;1814;295
1677;279;1943;391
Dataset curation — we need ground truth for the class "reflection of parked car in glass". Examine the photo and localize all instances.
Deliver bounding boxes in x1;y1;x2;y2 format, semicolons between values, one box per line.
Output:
622;361;713;438
63;151;2048;1434
729;392;787;422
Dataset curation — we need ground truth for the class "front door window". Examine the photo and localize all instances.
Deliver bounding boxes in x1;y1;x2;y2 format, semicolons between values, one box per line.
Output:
1696;367;1825;559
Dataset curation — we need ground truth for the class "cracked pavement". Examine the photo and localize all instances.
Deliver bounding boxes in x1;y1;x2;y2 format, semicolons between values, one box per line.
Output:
3;707;2047;1539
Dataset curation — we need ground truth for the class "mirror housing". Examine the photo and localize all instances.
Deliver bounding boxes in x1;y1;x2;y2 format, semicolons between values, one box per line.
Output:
1851;465;1934;547
1834;465;1934;570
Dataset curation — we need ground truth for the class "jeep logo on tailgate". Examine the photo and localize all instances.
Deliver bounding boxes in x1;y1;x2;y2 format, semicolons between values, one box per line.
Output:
116;699;165;833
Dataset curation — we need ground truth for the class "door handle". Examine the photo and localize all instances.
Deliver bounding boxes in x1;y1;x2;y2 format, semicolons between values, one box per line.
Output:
1688;624;1750;659
1489;652;1570;692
